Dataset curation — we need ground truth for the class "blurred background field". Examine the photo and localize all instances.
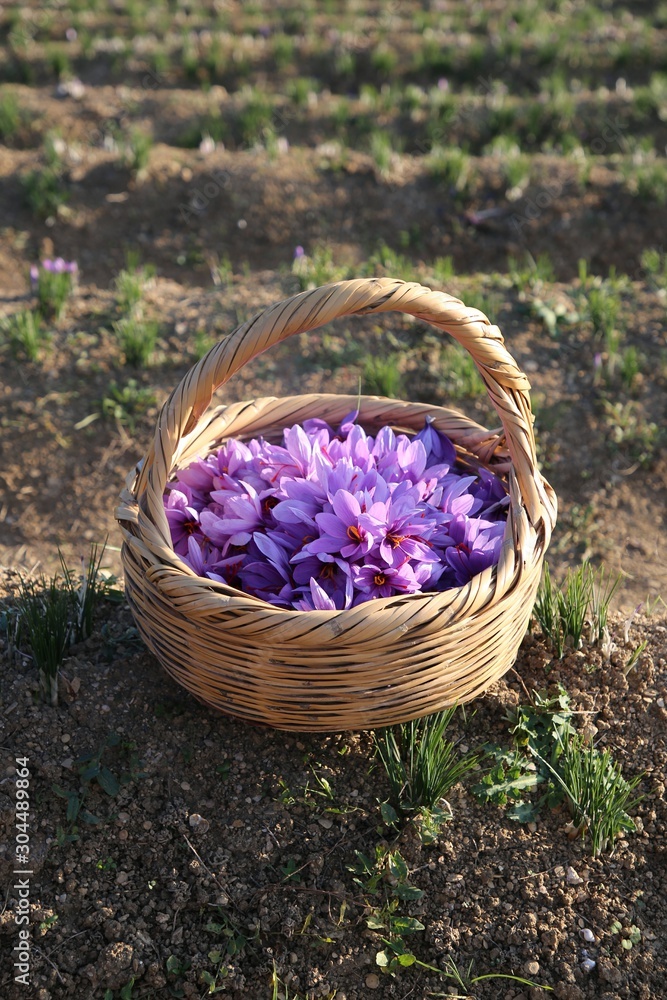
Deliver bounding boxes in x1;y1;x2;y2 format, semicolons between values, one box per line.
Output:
0;0;665;609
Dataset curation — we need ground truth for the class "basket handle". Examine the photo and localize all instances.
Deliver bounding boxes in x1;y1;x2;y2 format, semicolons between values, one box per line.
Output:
136;277;555;536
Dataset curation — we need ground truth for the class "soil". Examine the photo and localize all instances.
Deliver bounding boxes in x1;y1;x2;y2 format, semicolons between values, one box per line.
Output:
1;594;666;1000
1;3;667;998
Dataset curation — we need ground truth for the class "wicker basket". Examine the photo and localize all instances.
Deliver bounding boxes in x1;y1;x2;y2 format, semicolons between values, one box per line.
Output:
116;278;557;731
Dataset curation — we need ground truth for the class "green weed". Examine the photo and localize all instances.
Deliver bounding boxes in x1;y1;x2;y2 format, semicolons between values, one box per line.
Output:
438;343;487;399
100;380;157;433
509;251;555;291
429;256;455;284
361;241;417;281
35;266;76;322
630;157;667;205
113;260;155;314
0;309;49;361
533;561;621;657
475;683;642;855
552;736;643;857
373;707;479;815
427;956;553;995
602;400;661;467
237;89;274;145
59;540;111;644
113;313;159;366
122;128;153;175
291;244;351;290
369;129;395;180
530;297;579;338
639;247;667;290
428;146;474;196
21;165;68;219
16;576;71;706
54;733;145;841
362;353;404;397
0;91;21;140
21;133;68;221
624;640;648;676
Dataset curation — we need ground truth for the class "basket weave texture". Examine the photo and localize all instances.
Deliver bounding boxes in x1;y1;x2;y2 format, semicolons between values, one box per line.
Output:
116;278;557;731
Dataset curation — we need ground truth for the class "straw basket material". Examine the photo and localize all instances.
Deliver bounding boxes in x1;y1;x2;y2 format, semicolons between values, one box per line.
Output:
116;278;557;732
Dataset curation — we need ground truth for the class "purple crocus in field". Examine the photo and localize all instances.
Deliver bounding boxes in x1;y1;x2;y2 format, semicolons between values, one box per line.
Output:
42;257;78;274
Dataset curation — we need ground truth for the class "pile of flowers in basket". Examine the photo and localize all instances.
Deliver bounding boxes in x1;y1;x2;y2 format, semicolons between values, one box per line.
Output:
164;415;509;611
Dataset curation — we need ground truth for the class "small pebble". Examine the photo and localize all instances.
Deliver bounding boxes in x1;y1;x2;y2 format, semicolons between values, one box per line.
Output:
581;958;596;973
580;928;595;943
566;865;583;885
365;973;380;989
524;960;540;976
189;813;210;833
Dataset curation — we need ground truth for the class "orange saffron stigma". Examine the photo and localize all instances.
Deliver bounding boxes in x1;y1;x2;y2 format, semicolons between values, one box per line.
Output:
387;532;406;548
373;572;386;586
346;525;362;542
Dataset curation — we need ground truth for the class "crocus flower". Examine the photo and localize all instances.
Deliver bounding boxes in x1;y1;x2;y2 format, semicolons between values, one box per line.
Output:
163;414;509;608
293;578;338;612
164;488;201;556
310;489;378;560
441;514;506;588
353;560;432;599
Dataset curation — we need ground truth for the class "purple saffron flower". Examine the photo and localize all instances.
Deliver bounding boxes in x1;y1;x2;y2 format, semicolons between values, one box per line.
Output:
239;532;296;605
182;535;226;583
441;514;506;588
294;245;305;258
165;488;201;556
471;468;510;518
353;560;431;600
369;494;439;567
310;489;378;560
174;456;217;501
293;578;338;612
163;414;509;608
415;417;457;469
29;264;39;289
